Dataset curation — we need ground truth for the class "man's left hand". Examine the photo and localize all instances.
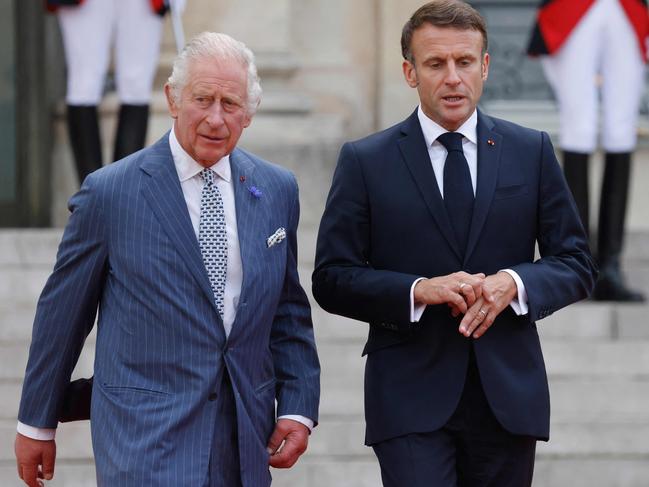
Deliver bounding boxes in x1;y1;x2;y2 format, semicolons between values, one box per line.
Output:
459;272;518;339
267;418;309;469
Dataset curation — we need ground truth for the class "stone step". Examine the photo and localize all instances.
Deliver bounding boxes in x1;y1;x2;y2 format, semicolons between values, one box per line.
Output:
533;458;649;487
0;342;95;382
271;458;381;487
0;304;36;342
8;296;648;344
539;421;649;458
6;274;645;343
0;229;60;267
0;463;97;487
4;228;649;341
0;420;92;462
539;302;649;341
1;457;647;487
309;302;649;343
3;330;649;383
6;374;645;448
548;378;649;423
317;372;649;422
315;340;649;387
3;416;649;464
3;416;648;485
307;419;649;459
0;226;646;268
273;455;649;487
544;341;649;377
0;268;52;307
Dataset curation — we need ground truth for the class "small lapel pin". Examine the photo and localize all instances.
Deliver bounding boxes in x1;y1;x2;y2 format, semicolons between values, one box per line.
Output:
239;175;246;183
487;139;495;146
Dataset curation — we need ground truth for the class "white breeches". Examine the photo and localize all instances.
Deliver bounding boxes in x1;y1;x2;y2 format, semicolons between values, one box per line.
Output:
541;0;646;153
58;0;163;105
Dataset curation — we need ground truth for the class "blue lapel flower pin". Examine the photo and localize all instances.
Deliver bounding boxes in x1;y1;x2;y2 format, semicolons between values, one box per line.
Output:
248;185;263;199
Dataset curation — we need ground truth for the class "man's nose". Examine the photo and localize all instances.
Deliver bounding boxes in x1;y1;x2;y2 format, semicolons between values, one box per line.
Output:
444;63;461;85
205;103;225;126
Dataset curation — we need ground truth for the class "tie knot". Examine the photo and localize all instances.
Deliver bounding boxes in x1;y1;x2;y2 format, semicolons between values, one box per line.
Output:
200;168;215;186
437;132;464;153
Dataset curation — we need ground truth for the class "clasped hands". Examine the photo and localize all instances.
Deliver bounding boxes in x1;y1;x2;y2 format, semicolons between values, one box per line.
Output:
414;271;517;339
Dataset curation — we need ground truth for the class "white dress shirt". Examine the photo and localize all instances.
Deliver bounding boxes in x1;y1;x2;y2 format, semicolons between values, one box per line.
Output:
18;128;313;440
409;106;528;321
170;127;243;337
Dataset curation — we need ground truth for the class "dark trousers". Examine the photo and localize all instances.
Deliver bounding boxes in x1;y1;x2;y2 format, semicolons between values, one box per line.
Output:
205;374;243;487
373;350;536;487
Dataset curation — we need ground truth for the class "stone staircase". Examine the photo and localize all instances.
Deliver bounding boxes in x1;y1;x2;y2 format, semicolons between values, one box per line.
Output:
6;83;649;484
1;227;649;486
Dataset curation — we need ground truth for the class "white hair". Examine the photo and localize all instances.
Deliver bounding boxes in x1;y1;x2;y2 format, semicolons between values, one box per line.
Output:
167;32;262;115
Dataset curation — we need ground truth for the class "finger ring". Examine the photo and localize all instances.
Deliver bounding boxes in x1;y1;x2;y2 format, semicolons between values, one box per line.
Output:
478;309;487;317
458;282;466;290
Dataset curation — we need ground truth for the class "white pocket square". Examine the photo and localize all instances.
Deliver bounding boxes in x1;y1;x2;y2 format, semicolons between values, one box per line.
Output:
267;227;286;248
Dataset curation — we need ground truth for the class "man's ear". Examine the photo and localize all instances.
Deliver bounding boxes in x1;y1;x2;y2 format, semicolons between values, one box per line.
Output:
243;99;259;128
164;84;179;119
403;60;419;88
481;53;490;81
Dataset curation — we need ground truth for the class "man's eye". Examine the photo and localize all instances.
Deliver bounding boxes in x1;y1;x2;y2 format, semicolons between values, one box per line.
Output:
223;99;240;111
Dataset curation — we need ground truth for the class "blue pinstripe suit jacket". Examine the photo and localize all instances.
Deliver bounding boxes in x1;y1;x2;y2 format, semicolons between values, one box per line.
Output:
18;133;320;486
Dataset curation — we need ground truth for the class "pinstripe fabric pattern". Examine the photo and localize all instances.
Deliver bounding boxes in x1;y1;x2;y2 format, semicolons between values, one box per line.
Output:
18;133;320;487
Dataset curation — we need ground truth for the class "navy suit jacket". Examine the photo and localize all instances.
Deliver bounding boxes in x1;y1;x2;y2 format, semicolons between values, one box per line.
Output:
312;109;596;446
18;134;320;486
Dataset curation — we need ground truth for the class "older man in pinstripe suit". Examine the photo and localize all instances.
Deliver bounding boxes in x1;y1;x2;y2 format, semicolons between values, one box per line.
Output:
15;32;320;487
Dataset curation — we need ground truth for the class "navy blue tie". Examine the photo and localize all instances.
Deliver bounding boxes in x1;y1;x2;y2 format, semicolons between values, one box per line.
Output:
438;132;474;256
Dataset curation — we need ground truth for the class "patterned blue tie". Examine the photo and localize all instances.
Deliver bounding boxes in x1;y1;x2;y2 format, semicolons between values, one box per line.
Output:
438;132;474;256
199;168;228;317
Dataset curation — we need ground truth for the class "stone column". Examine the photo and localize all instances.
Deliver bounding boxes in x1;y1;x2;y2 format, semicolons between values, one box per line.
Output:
377;0;421;128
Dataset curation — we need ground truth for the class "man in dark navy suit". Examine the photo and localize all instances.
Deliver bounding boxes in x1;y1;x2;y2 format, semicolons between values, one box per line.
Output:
313;1;596;485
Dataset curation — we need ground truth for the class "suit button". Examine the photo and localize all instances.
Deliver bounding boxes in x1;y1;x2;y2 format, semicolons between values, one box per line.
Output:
208;393;218;401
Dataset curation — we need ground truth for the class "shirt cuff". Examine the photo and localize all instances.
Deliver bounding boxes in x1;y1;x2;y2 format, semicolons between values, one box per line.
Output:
17;422;56;441
499;269;528;316
278;415;314;433
410;277;427;322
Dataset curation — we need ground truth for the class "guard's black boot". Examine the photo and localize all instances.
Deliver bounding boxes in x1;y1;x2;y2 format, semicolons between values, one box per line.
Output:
67;105;103;184
563;151;590;240
113;104;149;161
593;152;645;302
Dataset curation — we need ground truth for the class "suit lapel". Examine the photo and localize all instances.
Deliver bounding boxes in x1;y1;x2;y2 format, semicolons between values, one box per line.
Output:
464;111;502;262
139;134;225;328
228;148;258;334
398;110;463;261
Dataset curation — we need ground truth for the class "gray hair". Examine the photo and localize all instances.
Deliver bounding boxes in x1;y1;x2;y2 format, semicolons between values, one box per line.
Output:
167;32;262;115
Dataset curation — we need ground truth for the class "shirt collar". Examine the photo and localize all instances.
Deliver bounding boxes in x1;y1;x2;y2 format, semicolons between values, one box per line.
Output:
417;105;478;148
169;125;231;183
